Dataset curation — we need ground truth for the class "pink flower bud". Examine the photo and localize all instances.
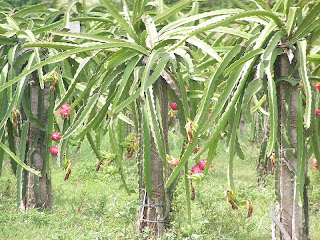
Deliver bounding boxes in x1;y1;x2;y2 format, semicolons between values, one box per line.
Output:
50;146;58;156
198;160;206;171
191;165;202;174
170;102;178;111
313;159;319;170
315;108;320;116
51;132;62;141
60;108;71;117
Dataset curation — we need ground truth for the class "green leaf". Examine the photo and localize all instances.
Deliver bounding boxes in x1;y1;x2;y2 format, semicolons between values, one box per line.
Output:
195;45;242;128
283;0;293;17
24;30;44;89
187;1;199;25
298;39;312;129
154;0;192;24
276;77;300;85
235;137;244;160
112;53;169;114
223;48;263;76
175;72;190;122
140;49;165;96
0;36;14;45
228;101;242;193
168;54;258;189
16;121;29;205
231;0;251;10
286;7;299;37
44;88;55;179
248;0;271;11
261;31;282;156
104;49;137;70
199;66;243;134
69;69;110;111
13;2;49;17
159;9;242;34
1;42;147;93
23;42;84;50
146;87;166;162
265;54;278;157
142;14;159;49
141;101;152;197
7;120;17;174
21;96;46;131
133;0;148;22
0;53;35;130
64;0;79;28
58;53;99;111
0;141;41;176
110;120;131;195
8;45;18;66
75;94;114;140
252;94;267;114
63;93;100;139
171;10;283;51
212;27;253;39
86;132;102;160
290;2;320;45
112;56;141;109
32;20;64;35
187;36;222;62
263;31;283;59
242;79;263;121
173;47;194;73
50;31;129;43
6;15;20;31
295;90;305;206
118;112;134;126
99;0;139;43
0;2;13;9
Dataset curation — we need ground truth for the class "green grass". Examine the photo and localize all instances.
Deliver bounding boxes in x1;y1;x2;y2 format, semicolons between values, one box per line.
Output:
1;134;320;239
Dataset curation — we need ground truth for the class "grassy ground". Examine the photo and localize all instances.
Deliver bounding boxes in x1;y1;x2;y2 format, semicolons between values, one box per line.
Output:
1;132;320;239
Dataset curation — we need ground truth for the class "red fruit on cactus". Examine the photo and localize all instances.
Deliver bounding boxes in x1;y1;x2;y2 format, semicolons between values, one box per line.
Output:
51;132;62;141
313;159;319;170
314;82;320;91
170;102;178;111
61;103;70;109
60;108;71;117
191;165;202;174
315;108;320;116
197;160;214;171
60;104;71;117
198;160;206;171
49;146;58;156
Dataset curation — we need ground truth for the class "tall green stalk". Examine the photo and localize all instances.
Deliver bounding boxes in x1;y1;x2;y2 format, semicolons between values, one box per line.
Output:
16;121;29;207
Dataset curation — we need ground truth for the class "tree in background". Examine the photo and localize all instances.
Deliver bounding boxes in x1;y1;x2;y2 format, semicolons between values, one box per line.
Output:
0;2;82;209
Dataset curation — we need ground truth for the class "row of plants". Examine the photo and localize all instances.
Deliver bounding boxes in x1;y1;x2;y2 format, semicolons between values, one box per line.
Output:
1;0;320;238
